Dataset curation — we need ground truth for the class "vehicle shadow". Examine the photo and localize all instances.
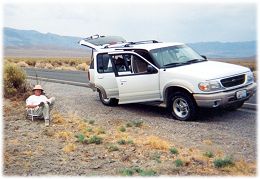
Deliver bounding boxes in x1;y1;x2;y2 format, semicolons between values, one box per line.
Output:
118;103;250;123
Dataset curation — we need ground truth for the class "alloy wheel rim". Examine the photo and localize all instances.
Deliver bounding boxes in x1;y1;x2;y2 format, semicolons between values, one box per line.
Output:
173;98;189;119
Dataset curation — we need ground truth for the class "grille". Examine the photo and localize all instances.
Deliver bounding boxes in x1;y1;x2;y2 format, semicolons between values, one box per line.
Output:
220;74;245;88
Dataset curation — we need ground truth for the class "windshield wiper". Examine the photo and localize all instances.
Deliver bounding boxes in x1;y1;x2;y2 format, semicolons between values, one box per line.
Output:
163;62;186;67
186;59;207;64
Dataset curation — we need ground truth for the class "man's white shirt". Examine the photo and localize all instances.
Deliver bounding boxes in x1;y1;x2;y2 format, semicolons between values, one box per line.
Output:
26;95;48;106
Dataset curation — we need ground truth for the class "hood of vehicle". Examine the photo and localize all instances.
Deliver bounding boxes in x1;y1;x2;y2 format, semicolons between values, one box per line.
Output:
164;61;250;80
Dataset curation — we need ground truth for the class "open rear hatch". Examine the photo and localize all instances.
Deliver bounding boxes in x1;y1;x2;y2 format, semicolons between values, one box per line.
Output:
79;35;126;51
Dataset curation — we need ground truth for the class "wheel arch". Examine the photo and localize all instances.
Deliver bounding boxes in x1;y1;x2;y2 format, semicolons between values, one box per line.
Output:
96;85;107;99
164;85;196;108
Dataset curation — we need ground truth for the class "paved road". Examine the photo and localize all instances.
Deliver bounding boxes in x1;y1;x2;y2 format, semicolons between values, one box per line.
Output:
25;67;89;84
24;67;256;105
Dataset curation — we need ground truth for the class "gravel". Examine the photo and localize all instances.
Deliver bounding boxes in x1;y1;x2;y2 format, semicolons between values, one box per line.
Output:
36;80;257;163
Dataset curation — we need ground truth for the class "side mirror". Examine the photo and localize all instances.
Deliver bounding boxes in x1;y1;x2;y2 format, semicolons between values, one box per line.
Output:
201;55;207;60
147;65;157;74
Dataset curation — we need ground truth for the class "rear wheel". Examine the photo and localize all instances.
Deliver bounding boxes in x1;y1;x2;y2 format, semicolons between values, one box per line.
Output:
98;90;118;106
168;92;197;121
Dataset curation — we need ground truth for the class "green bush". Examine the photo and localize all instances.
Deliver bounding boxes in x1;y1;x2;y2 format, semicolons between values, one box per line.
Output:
151;152;161;163
117;139;127;145
75;133;85;143
175;159;183;167
107;144;119;152
120;168;134;176
88;120;95;125
88;135;103;144
4;63;27;97
133;120;143;127
119;126;126;132
126;122;133;127
120;167;156;176
139;169;157;176
213;156;234;168
170;147;179;155
86;128;93;132
203;151;214;158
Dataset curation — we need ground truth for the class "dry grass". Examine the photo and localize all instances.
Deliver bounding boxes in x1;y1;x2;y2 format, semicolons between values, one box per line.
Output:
145;136;171;150
63;143;76;153
5;57;91;71
211;59;257;72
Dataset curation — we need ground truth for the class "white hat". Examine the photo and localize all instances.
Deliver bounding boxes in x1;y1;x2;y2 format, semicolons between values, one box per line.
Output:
33;84;43;91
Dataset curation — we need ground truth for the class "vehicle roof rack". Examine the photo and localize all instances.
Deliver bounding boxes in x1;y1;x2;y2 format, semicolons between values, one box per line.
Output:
103;40;160;49
124;40;159;47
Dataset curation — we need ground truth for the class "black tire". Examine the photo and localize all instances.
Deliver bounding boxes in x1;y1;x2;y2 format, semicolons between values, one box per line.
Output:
98;90;118;106
168;92;197;121
225;101;244;111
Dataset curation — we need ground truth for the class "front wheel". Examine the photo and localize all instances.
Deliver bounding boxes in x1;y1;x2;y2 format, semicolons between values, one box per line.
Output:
168;92;197;121
98;90;118;106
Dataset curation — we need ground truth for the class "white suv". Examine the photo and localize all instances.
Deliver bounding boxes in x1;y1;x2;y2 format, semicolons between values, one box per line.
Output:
79;35;256;121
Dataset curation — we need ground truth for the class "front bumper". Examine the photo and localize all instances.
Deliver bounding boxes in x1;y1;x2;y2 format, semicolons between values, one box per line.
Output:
193;83;257;108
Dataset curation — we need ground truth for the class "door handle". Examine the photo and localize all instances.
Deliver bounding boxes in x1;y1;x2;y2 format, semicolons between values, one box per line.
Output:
120;80;127;82
97;75;104;79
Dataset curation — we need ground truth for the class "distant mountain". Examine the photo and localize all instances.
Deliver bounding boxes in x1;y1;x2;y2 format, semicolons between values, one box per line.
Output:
188;41;256;58
4;27;84;50
3;27;257;58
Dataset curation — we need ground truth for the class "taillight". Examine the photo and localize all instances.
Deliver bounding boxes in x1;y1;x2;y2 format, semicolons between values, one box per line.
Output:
87;71;90;81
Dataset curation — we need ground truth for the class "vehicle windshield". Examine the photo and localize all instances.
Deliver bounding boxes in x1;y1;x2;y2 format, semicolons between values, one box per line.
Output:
150;45;206;68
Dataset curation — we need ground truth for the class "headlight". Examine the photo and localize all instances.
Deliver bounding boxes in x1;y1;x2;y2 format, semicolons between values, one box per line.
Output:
198;80;223;92
247;72;254;83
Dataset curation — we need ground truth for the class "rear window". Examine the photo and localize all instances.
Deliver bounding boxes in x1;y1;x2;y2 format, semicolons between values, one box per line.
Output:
97;53;113;73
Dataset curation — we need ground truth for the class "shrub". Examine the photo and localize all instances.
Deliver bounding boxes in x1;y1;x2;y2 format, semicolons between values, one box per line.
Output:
17;61;29;67
86;128;93;132
107;144;119;152
119;126;126;132
117;139;126;145
96;127;105;134
75;133;85;143
120;168;134;176
170;147;179;155
126;122;133;127
127;139;134;144
120;167;156;176
151;152;161;163
89;120;95;125
213;156;234;168
133;120;143;127
139;169;157;176
4;63;27;97
175;159;183;167
88;135;103;144
203;151;214;158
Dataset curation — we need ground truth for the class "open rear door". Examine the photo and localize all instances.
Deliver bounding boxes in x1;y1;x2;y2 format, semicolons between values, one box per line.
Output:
79;35;126;51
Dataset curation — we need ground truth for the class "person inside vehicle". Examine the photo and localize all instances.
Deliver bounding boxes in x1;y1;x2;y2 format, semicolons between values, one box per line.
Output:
115;57;127;72
26;85;55;126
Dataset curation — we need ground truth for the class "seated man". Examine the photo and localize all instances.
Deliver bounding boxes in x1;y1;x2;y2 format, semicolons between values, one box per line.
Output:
26;85;55;126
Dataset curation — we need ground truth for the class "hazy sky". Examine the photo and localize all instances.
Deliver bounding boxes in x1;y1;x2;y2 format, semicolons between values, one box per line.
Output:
3;1;257;43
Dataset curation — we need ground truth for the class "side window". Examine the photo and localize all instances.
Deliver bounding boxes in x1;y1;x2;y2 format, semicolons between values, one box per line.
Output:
112;54;153;76
97;53;113;73
131;55;148;74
